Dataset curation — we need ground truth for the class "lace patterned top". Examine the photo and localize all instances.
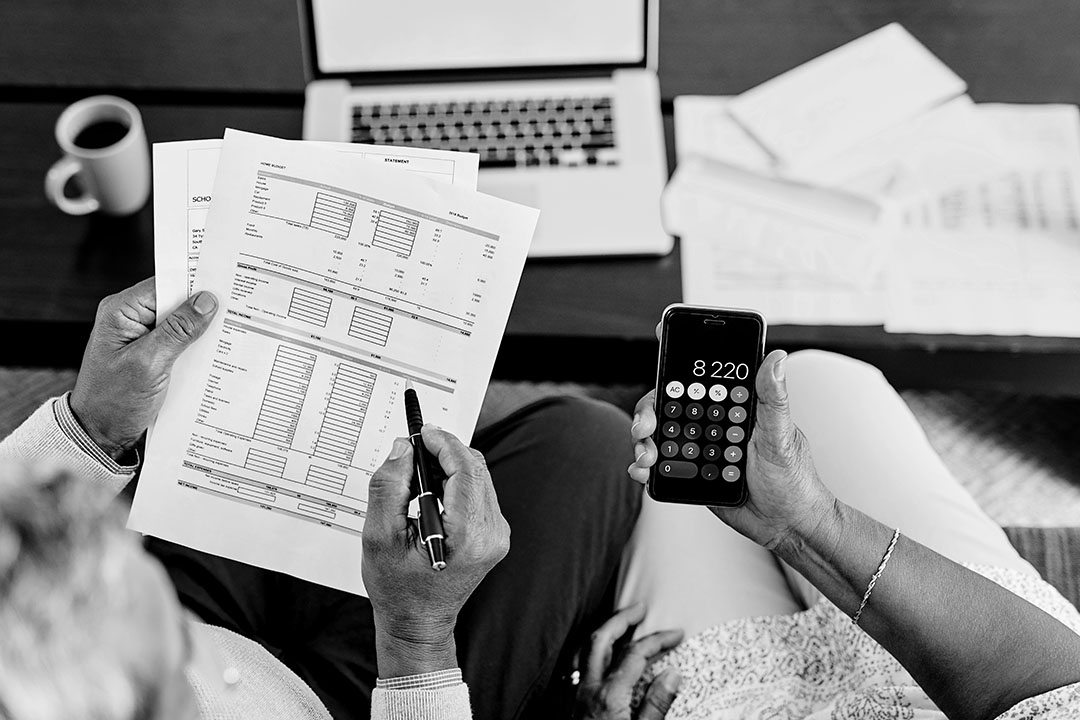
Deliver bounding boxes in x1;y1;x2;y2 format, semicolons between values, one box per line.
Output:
640;565;1080;720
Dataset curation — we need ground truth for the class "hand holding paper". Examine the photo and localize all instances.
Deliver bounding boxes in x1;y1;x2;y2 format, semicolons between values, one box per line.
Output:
135;130;537;595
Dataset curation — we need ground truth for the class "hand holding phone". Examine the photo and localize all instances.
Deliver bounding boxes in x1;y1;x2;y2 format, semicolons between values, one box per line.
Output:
631;326;839;550
646;304;766;506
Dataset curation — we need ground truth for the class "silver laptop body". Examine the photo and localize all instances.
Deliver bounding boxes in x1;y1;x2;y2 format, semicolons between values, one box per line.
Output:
299;0;671;258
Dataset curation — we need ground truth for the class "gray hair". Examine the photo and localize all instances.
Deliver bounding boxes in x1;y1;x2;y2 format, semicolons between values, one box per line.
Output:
0;462;154;720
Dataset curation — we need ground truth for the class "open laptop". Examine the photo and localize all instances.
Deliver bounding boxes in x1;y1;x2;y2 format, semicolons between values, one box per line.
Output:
299;0;672;258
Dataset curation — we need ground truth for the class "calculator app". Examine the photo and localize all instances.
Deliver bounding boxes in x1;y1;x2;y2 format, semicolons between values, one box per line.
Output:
650;308;764;506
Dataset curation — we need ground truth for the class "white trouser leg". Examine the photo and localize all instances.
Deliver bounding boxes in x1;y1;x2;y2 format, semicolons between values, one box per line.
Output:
616;495;801;638
780;350;1034;606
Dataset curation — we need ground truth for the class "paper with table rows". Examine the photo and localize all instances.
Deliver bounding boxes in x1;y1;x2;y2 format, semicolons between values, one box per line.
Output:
153;138;480;319
132;130;537;595
663;157;888;325
671;97;1080;335
886;104;1080;337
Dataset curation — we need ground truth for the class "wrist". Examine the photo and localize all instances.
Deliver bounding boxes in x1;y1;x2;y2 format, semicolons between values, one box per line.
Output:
67;393;137;463
774;495;846;568
374;620;458;678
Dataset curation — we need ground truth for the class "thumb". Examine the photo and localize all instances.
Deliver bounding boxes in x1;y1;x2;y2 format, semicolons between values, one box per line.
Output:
752;350;799;464
141;291;218;365
637;669;681;719
365;438;415;537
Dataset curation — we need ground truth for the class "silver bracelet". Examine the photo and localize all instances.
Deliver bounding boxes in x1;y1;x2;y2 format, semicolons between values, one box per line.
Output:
852;528;901;626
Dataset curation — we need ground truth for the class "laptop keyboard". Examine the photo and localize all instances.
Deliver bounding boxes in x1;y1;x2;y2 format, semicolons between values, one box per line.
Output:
351;96;618;169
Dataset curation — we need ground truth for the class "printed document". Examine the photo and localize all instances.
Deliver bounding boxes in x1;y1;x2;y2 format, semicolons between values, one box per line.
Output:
673;94;1007;203
669;23;1080;337
727;23;966;172
153;139;480;317
132;130;538;595
672;95;774;174
897;105;1080;234
886;104;1080;337
664;158;887;325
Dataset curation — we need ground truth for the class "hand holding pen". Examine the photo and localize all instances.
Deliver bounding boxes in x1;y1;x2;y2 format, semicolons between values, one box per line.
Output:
404;380;447;570
362;397;511;676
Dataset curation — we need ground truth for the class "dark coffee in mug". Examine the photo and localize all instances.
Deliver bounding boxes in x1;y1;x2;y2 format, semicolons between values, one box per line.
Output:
73;120;130;150
48;95;150;216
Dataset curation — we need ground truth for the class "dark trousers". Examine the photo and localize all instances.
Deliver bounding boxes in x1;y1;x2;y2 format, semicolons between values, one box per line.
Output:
146;396;641;719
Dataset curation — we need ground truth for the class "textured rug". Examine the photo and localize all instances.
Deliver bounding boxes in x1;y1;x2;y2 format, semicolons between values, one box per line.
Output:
3;368;1079;527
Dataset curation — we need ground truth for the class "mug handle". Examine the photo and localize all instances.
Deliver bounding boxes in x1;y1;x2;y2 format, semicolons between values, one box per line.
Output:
45;155;99;215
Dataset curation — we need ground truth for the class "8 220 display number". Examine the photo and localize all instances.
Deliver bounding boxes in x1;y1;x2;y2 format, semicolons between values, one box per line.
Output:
693;360;750;380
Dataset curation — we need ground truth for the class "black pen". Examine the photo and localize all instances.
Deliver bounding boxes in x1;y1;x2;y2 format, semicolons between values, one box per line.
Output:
403;380;447;571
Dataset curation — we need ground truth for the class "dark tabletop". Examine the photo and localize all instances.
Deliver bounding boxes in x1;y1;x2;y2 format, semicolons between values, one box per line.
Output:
3;0;1080;391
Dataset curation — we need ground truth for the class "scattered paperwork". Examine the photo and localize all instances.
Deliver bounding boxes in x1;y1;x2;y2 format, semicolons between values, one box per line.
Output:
668;23;1080;337
885;105;1080;337
726;23;967;173
138;130;537;594
666;158;886;326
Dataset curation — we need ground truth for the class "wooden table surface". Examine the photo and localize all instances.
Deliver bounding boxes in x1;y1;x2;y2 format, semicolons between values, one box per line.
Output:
3;0;1080;390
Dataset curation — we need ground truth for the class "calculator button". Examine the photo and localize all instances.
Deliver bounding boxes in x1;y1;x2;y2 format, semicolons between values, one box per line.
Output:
665;381;685;398
659;460;697;478
726;426;745;443
728;407;747;424
731;385;749;404
722;465;741;482
703;444;721;461
662;421;681;438
660;441;679;458
724;446;743;462
684;423;701;440
701;464;720;481
705;424;723;442
685;403;704;420
709;384;728;402
681;442;700;460
663;401;682;418
706;404;724;422
687;382;706;400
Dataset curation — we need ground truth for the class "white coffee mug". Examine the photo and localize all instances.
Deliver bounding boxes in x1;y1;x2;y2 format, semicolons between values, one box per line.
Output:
45;95;151;216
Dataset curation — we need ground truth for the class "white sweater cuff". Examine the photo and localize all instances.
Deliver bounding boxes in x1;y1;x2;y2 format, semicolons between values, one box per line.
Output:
0;395;136;497
370;683;471;720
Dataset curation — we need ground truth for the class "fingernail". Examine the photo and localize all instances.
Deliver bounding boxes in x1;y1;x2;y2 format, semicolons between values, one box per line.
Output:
387;437;410;460
635;443;647;464
662;669;682;691
631;414;641;431
193;292;217;315
773;353;787;382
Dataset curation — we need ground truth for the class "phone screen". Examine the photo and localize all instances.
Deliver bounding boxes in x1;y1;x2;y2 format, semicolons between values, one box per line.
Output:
648;305;765;506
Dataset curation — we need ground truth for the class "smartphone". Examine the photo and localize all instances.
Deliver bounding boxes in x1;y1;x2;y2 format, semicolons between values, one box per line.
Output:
647;304;767;506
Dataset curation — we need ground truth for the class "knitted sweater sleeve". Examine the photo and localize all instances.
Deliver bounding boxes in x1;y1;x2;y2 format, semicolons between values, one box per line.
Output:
371;669;473;719
1;398;474;720
0;393;137;497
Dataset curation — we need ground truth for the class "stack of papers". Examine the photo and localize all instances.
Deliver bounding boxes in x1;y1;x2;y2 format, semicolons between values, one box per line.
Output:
667;23;1080;337
134;130;539;594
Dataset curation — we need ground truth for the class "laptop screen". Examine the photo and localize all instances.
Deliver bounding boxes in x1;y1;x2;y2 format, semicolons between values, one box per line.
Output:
310;0;646;74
